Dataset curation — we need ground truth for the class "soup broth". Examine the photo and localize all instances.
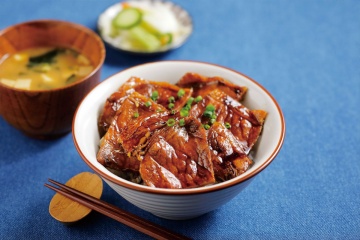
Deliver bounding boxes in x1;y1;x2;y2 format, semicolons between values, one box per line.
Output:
0;47;94;90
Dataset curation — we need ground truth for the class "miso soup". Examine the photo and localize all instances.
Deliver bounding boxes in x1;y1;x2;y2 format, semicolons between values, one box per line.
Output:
0;47;94;90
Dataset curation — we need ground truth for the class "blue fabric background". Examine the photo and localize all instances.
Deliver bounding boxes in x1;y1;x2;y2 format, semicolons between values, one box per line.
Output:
0;0;359;239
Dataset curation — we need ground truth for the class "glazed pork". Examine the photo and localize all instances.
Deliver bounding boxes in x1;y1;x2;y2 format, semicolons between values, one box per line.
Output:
140;117;215;188
96;73;266;188
97;91;168;171
176;72;248;101
98;76;192;136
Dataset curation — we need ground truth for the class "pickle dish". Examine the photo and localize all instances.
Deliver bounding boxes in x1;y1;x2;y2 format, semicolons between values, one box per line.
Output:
97;0;192;54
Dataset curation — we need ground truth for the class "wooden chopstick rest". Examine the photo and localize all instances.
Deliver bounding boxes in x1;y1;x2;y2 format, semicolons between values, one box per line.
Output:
49;172;103;223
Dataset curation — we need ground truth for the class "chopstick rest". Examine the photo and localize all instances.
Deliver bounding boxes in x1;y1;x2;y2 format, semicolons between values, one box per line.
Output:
45;174;191;240
48;172;103;223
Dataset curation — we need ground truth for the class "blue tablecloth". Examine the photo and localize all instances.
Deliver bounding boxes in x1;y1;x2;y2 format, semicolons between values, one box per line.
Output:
1;0;359;239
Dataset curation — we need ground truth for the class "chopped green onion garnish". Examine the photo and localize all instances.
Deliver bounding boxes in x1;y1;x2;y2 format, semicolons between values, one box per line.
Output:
210;118;216;124
166;118;176;126
145;101;152;107
203;124;210;130
183;104;191;111
168;103;175;109
168;96;175;103
225;122;231;129
177;89;185;98
205;104;215;112
203;110;213;118
133;112;139;118
180;108;189;117
151;90;159;101
186;97;194;106
203;104;216;118
179;118;185;126
194;96;203;103
170;110;176;115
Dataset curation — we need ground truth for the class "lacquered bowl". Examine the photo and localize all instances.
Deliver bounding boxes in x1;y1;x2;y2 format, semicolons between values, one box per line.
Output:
0;19;105;139
73;61;285;220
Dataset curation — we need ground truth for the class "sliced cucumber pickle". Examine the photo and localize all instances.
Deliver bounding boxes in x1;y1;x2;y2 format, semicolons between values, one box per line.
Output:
112;7;142;29
128;26;161;51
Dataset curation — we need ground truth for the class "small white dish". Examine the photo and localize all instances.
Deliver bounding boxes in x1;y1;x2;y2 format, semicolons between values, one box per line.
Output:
97;0;193;55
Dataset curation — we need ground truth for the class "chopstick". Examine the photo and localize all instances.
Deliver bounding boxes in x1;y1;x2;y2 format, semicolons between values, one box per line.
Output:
45;179;191;240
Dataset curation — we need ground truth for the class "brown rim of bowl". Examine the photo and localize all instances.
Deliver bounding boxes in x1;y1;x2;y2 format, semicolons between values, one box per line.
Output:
0;19;106;93
72;60;286;196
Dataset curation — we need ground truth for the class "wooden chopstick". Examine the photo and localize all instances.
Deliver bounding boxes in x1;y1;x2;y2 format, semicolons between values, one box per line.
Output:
45;179;191;240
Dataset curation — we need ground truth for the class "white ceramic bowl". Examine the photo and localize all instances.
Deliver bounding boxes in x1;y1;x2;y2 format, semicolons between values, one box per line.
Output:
73;61;285;220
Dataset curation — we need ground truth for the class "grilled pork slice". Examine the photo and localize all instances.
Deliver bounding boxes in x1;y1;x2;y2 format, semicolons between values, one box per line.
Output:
97;91;169;173
176;72;248;101
97;125;140;172
111;91;170;155
98;77;146;137
208;89;267;153
98;76;192;136
188;89;266;181
140;117;215;189
208;123;253;181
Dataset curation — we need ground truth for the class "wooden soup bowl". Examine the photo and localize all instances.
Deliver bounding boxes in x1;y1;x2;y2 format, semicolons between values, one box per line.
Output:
0;20;105;139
